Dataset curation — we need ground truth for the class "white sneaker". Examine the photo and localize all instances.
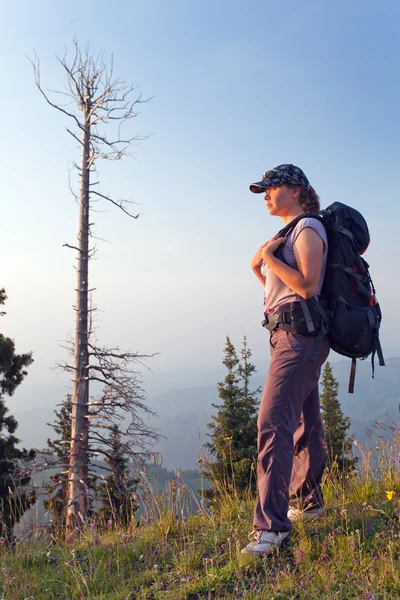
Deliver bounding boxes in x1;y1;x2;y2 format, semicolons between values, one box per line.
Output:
287;506;325;522
241;530;291;556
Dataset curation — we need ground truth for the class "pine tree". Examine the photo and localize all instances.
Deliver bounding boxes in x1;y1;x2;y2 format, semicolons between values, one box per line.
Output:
320;361;356;472
44;395;72;527
97;425;139;527
0;289;35;539
204;336;261;494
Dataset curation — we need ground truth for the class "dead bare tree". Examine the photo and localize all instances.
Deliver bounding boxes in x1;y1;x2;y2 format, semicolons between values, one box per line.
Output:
86;342;160;469
31;39;158;531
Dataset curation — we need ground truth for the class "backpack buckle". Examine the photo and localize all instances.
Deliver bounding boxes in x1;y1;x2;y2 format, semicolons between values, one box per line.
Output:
261;313;281;331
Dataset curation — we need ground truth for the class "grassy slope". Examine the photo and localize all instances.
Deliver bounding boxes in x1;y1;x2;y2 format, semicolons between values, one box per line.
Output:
1;442;400;600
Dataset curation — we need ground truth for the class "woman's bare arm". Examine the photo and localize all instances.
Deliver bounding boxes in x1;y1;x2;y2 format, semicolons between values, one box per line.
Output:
252;265;266;287
261;228;324;299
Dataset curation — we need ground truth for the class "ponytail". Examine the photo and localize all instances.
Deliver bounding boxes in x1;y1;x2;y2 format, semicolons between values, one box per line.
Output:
288;184;320;213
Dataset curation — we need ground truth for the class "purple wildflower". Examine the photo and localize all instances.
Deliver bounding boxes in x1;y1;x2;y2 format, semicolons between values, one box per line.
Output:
154;550;158;556
298;550;304;558
90;565;95;572
331;531;337;537
221;543;226;549
300;582;305;589
366;523;372;531
107;519;112;526
107;561;112;571
347;571;352;578
93;537;99;546
322;540;328;547
353;559;359;565
373;556;378;562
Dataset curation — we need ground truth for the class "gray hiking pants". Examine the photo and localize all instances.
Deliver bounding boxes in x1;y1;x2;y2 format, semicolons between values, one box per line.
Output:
254;329;330;532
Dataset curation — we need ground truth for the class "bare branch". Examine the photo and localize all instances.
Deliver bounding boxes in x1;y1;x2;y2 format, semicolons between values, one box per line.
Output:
90;190;141;219
66;128;84;146
63;243;81;252
29;53;83;130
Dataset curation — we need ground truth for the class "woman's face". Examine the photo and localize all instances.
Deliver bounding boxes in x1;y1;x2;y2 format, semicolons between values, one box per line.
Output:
263;184;301;217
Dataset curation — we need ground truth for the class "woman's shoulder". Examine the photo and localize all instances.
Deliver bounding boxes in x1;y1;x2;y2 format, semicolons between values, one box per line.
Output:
291;216;327;243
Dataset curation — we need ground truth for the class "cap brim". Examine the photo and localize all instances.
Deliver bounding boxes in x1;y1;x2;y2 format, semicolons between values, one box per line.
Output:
249;181;270;194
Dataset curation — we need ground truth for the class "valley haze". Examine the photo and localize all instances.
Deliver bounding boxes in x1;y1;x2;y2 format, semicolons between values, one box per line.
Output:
11;356;400;471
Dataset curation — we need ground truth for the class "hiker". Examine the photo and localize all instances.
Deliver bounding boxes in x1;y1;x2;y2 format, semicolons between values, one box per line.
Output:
241;164;330;556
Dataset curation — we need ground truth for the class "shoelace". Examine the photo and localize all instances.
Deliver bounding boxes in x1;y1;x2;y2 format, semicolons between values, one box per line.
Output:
248;529;265;541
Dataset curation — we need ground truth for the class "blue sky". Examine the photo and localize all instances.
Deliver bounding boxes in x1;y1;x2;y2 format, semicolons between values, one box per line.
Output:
1;0;399;406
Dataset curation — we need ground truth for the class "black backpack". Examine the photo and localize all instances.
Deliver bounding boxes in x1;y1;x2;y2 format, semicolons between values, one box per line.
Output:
277;202;384;393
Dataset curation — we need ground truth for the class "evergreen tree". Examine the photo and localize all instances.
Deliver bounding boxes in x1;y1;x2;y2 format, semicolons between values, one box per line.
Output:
97;425;139;527
44;395;72;526
0;289;35;539
204;336;261;494
320;361;357;472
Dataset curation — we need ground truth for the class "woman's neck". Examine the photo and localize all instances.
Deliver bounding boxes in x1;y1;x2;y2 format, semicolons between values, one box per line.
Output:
280;207;304;225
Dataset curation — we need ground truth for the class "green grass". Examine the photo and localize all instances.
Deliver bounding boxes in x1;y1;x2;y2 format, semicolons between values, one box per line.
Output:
1;440;400;599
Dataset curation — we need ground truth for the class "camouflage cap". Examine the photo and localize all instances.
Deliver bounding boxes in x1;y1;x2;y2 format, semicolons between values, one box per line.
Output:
249;164;310;194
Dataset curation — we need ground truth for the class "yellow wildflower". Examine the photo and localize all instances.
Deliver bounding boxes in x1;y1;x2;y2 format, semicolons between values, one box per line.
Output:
386;490;395;501
223;436;232;441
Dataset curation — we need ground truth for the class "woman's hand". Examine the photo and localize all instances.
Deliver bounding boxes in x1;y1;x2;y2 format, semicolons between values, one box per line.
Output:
261;234;287;265
251;242;269;270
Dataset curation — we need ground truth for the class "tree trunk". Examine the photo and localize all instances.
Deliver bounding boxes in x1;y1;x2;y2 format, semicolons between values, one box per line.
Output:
66;103;91;530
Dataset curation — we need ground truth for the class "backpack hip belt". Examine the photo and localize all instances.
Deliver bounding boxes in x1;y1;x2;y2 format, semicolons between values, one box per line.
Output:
261;300;327;338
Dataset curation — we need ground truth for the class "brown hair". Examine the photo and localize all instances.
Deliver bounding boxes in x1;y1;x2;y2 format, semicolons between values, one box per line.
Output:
288;184;320;213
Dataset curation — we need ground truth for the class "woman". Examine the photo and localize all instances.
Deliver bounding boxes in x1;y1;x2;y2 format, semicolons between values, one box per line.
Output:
241;164;330;556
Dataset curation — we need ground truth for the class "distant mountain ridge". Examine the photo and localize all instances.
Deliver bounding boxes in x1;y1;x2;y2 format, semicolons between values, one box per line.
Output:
13;357;400;470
